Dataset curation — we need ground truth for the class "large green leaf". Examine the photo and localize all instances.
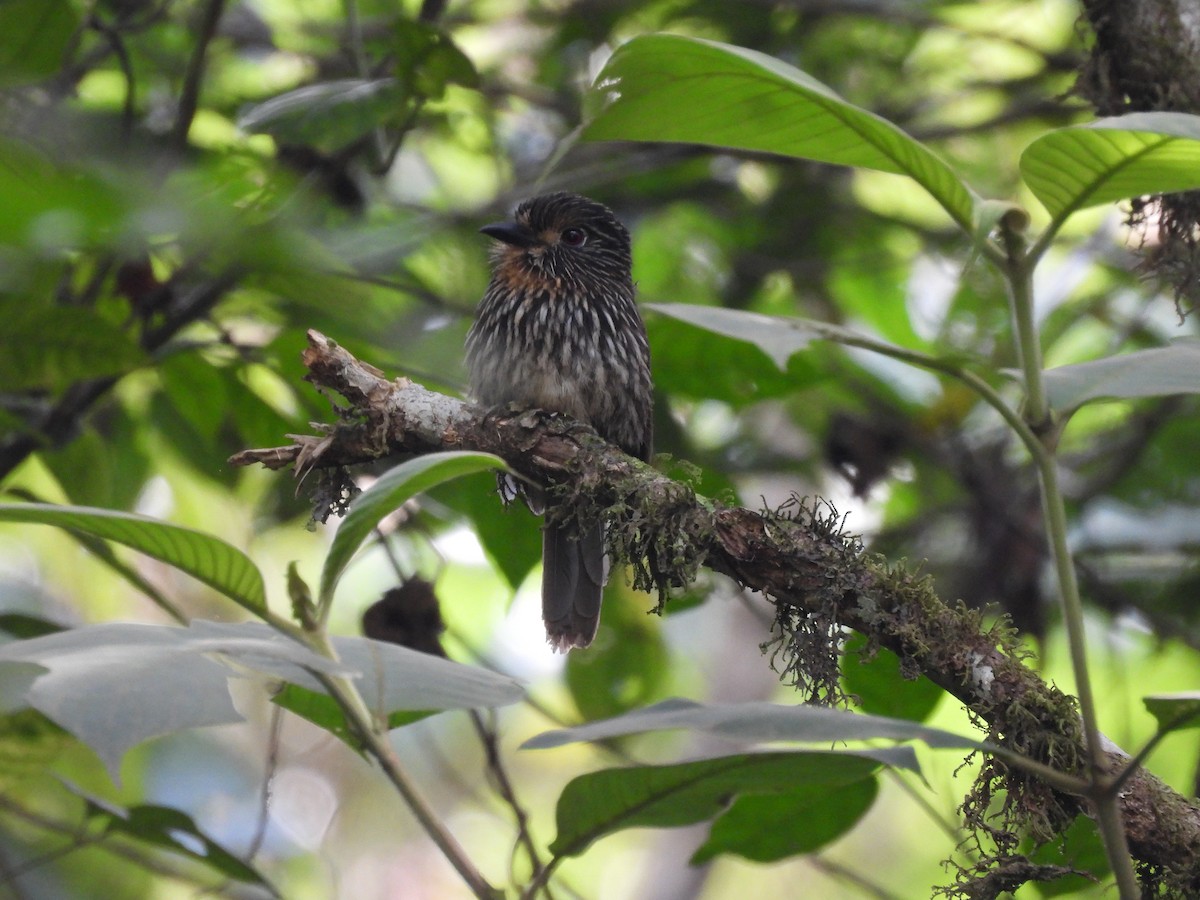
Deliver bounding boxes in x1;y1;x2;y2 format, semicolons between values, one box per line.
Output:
585;34;978;233
548;749;898;859
1021;112;1200;225
0;139;129;249
0;503;266;613
319;452;505;607
0;301;146;391
523;697;981;751
691;776;878;864
1040;339;1200;411
0;620;523;776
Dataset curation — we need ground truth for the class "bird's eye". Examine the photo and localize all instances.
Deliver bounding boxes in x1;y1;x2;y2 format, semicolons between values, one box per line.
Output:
560;227;587;247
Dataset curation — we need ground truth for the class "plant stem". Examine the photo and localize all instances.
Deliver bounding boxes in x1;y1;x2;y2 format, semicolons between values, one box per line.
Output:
806;323;1044;459
999;223;1140;900
1000;226;1048;429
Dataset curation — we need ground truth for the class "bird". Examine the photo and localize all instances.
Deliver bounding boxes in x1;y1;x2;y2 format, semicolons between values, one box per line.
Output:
465;192;653;652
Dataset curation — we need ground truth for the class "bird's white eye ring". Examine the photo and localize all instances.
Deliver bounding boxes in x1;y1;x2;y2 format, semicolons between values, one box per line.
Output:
560;227;587;247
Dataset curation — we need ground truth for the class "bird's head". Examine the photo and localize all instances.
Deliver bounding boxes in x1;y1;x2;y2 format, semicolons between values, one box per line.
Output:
481;192;632;288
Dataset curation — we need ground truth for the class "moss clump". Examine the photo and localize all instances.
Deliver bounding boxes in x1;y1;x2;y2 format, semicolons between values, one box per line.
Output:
759;496;861;705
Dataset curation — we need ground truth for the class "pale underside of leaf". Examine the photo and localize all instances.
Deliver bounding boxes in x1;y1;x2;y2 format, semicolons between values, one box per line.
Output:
1040;339;1200;410
0;620;524;778
523;697;981;752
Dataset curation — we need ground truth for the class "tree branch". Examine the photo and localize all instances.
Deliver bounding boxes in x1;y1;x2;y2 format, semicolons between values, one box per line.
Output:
230;329;1200;891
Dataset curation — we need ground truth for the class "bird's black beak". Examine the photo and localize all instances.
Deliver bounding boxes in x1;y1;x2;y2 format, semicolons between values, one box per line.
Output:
480;220;538;248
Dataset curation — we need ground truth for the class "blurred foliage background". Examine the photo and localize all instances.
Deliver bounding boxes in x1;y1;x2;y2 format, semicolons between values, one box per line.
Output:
2;0;1199;897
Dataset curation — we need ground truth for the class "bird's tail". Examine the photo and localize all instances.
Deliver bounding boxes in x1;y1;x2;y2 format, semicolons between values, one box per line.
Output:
541;519;605;652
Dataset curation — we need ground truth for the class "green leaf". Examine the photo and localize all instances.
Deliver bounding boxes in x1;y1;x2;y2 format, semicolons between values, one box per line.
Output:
691;776;877;864
0;619;523;776
1144;693;1200;734
1028;816;1110;898
585;34;978;233
0;0;78;85
650;304;817;369
394;20;479;99
41;414;152;511
842;633;944;723
66;780;274;885
158;352;231;445
0;613;64;640
646;311;818;406
0;709;70;787
0;503;266;613
98;803;271;887
0;300;146;391
0;138;129;248
272;683;429;748
649;302;904;371
1040;340;1200;411
522;697;981;751
1020;112;1200;225
549;750;895;858
237;79;406;150
319;452;505;607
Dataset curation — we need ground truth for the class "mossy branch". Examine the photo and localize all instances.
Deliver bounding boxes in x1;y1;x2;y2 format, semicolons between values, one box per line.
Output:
230;329;1200;895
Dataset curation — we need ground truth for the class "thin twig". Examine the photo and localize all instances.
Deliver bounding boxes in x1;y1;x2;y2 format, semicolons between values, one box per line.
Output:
246;705;284;860
170;0;227;150
807;854;906;900
87;18;137;136
469;710;553;897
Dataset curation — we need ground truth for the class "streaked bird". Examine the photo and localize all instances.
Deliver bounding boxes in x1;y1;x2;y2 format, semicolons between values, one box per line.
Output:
466;192;653;651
